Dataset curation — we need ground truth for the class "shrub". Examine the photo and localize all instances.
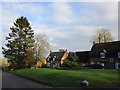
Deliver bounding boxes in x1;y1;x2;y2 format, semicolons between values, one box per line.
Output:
2;66;10;71
84;64;103;69
60;59;82;70
81;67;92;69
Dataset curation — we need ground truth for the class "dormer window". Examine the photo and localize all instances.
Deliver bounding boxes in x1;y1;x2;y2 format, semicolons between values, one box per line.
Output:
118;52;120;58
100;52;105;58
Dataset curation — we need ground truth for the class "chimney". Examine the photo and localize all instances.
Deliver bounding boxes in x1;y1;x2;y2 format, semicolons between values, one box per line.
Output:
65;49;68;52
93;41;95;45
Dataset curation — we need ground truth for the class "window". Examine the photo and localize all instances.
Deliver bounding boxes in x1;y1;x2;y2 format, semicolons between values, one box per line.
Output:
115;62;120;69
97;62;100;64
82;64;85;66
90;62;94;64
118;52;120;58
100;63;105;69
82;63;88;66
100;53;105;58
53;58;55;61
110;58;113;62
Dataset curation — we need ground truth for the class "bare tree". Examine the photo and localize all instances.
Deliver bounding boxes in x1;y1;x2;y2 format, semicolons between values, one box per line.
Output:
34;34;51;62
92;28;114;43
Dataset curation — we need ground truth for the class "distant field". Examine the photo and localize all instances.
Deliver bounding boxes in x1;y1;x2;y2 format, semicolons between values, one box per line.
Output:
9;68;119;87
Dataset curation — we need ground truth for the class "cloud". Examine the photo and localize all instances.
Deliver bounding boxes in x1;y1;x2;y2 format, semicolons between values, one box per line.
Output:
1;2;118;57
2;3;45;28
1;0;118;2
72;2;118;26
32;22;70;38
0;32;8;58
48;2;75;24
32;21;114;51
90;3;118;22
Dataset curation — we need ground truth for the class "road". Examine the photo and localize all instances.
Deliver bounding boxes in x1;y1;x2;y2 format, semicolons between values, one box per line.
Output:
2;72;51;88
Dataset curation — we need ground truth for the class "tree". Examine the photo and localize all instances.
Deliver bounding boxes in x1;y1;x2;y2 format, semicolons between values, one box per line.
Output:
34;34;50;62
92;28;114;43
2;16;35;69
59;49;65;52
67;52;78;62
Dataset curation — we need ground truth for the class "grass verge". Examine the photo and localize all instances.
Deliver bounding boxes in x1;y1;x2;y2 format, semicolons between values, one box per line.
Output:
9;68;119;87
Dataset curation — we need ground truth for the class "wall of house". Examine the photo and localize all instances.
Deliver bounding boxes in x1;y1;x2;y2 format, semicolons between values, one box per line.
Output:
89;58;100;63
35;58;46;68
79;62;89;66
48;61;60;67
61;51;68;64
90;58;120;69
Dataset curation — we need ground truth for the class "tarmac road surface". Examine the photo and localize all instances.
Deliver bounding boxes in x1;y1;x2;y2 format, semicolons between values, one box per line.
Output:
2;72;51;88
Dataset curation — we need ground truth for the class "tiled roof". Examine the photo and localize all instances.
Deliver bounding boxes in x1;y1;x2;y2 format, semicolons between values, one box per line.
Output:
89;41;120;58
48;51;66;61
75;51;90;62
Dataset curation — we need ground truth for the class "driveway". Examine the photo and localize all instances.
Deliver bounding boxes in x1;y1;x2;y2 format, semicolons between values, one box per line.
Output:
2;72;51;88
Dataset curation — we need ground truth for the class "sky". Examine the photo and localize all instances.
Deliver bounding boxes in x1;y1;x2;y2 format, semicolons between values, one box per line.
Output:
0;1;118;58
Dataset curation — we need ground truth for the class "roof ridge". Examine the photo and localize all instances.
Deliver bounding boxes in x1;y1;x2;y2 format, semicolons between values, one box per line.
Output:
94;40;120;45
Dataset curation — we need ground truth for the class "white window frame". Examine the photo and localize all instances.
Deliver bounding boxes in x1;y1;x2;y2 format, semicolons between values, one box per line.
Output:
82;64;85;66
100;63;105;69
47;58;49;61
53;58;55;61
90;62;95;64
118;52;120;58
47;62;50;65
115;62;119;69
97;62;100;64
100;52;105;58
47;62;50;66
110;58;113;62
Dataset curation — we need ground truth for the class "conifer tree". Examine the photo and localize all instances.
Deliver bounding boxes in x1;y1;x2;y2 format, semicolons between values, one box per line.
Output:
2;16;35;69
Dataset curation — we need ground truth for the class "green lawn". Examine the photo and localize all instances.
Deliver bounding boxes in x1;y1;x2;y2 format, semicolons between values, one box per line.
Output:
9;68;119;87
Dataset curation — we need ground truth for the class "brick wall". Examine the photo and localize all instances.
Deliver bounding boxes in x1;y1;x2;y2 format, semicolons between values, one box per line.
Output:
90;57;120;69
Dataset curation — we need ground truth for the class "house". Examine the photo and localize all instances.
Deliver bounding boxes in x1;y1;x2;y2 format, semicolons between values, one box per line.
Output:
89;41;120;69
34;58;46;68
0;58;10;67
75;51;90;66
46;49;68;67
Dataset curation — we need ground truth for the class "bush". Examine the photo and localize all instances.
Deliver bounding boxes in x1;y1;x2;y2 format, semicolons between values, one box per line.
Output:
56;67;82;70
2;66;10;71
81;67;92;69
60;59;82;70
84;64;103;69
67;52;78;62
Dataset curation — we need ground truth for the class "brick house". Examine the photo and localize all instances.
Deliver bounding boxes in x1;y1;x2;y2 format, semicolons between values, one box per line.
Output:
75;51;90;66
89;41;120;69
46;50;68;67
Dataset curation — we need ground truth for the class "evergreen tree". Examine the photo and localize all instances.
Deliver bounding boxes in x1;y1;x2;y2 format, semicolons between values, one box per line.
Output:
2;16;35;69
67;52;78;62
